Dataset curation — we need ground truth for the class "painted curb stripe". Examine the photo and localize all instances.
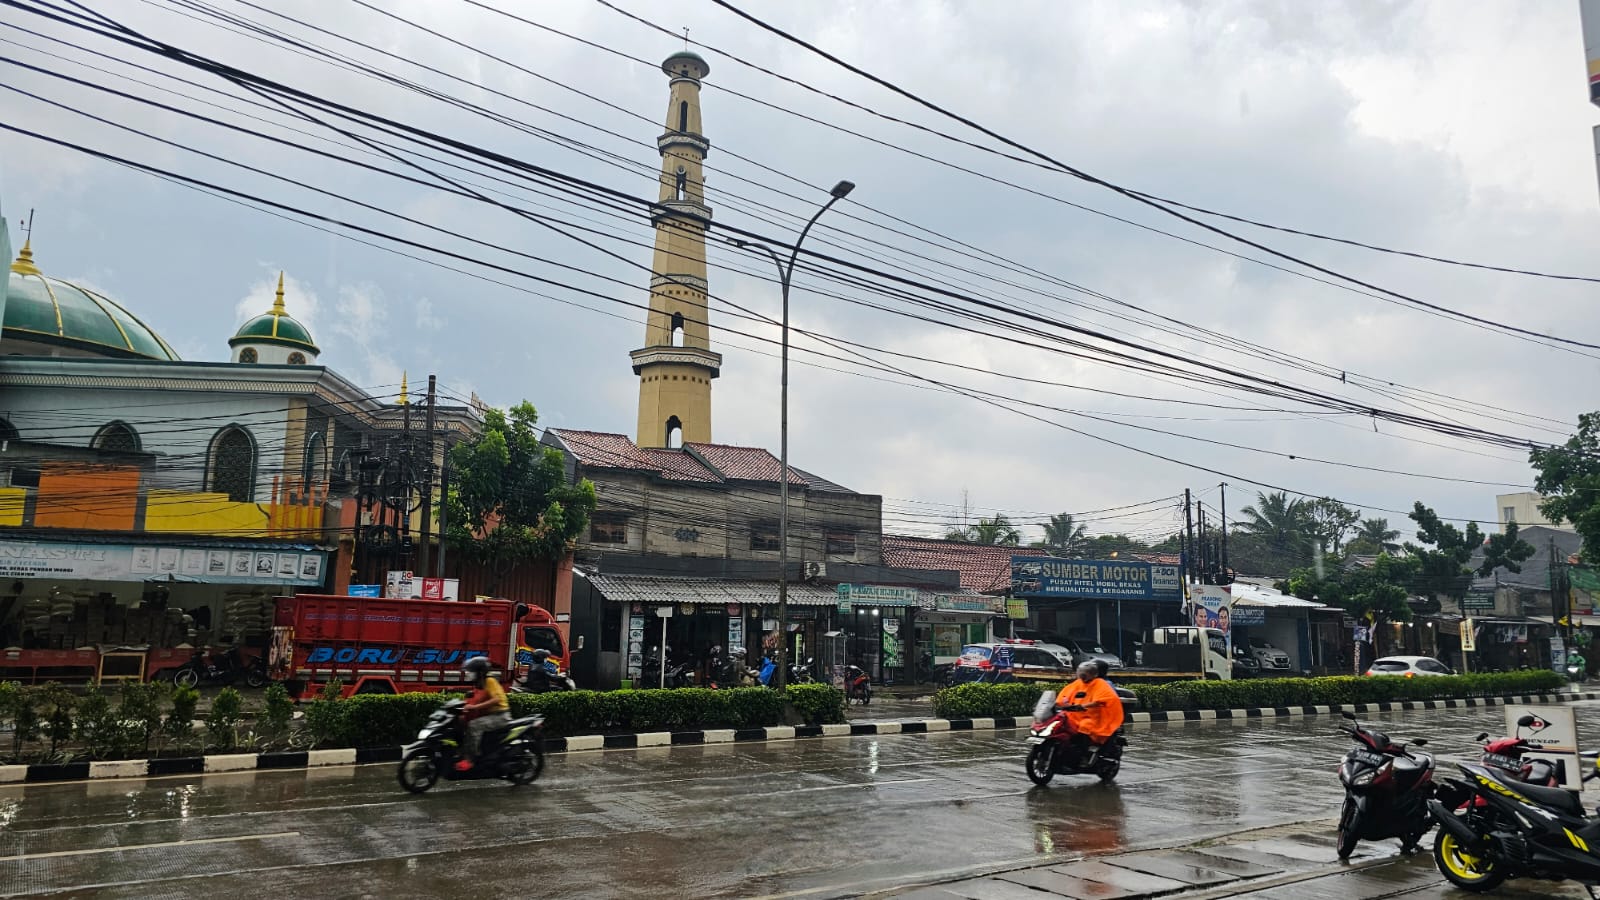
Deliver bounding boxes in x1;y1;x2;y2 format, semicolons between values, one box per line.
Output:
8;691;1595;784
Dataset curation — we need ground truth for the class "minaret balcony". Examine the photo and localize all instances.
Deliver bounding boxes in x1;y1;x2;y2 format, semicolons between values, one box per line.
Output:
631;345;722;377
658;131;711;156
651;200;714;225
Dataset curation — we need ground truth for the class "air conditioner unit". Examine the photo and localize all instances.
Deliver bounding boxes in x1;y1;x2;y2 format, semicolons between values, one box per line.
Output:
803;561;826;579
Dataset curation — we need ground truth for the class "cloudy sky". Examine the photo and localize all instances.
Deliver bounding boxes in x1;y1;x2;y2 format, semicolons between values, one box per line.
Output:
3;0;1596;544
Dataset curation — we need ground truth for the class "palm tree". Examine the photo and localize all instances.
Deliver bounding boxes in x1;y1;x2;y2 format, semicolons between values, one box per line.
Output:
943;524;977;542
1236;491;1314;566
971;515;1021;546
1353;517;1402;555
1040;513;1088;555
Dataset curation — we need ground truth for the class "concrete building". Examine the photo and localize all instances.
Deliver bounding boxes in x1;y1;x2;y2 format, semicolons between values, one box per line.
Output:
1496;492;1569;533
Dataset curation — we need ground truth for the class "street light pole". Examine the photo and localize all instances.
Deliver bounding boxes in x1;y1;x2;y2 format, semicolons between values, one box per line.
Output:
734;179;855;692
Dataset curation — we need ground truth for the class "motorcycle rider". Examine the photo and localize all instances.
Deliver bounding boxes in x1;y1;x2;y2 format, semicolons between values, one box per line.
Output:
1054;660;1124;763
518;648;560;693
457;656;510;772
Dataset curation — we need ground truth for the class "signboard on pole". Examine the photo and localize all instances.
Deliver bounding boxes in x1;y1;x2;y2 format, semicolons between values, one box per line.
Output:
1010;557;1153;599
1460;618;1476;653
1505;705;1583;790
1462;590;1495;612
1005;597;1029;620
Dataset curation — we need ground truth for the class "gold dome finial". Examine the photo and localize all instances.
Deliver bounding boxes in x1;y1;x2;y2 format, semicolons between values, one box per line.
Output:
399;371;409;406
10;237;40;277
271;271;287;315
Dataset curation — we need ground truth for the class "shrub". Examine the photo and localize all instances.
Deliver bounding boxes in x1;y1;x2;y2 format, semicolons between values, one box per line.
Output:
932;682;1052;719
207;688;244;750
259;684;293;744
76;690;125;759
302;680;347;748
334;693;455;748
38;683;76;756
5;686;40;760
784;684;846;725
165;684;201;752
119;681;168;754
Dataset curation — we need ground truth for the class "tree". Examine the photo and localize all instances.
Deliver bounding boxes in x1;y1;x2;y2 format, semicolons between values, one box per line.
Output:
1405;501;1534;604
1347;518;1401;556
444;402;597;591
1287;552;1419;624
1306;497;1361;557
1037;513;1088;555
1531;412;1600;564
1232;491;1315;574
970;515;1021;546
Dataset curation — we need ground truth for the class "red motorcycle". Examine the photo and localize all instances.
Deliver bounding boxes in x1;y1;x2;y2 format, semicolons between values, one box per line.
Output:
1459;716;1562;806
842;665;871;705
1025;690;1125;786
1335;712;1436;858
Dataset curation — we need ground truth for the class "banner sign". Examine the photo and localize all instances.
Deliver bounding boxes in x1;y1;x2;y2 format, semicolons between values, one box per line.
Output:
921;593;1005;614
1460;618;1477;653
835;583;918;607
0;538;328;586
1006;597;1029;620
1011;557;1153;599
1230;606;1266;626
1151;564;1181;599
1462;590;1495;611
1192;584;1233;645
385;571;460;601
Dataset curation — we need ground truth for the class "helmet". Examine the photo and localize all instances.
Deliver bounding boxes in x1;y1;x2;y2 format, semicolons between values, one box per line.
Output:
731;647;747;658
462;656;491;678
531;648;552;662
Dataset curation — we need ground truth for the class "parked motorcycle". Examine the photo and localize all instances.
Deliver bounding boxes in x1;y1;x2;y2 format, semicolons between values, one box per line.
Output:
172;646;267;689
843;664;871;705
1024;689;1125;786
788;657;816;685
1427;758;1600;893
1472;718;1561;794
397;698;545;794
1335;711;1437;859
642;648;694;688
512;660;576;694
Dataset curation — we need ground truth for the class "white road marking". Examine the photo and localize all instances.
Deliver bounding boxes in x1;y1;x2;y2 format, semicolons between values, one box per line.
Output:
0;831;298;863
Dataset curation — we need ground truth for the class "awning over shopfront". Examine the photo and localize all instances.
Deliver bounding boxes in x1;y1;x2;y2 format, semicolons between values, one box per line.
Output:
0;534;333;587
582;573;840;606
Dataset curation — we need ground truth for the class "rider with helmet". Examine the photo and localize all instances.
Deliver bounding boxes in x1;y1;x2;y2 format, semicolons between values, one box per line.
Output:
458;656;510;771
1054;660;1124;762
520;648;559;693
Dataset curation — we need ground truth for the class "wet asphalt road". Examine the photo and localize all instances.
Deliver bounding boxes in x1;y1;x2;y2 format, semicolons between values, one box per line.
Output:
1;703;1598;899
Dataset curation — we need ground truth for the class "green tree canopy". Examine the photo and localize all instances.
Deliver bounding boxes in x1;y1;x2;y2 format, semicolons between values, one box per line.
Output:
1531;411;1600;564
1346;517;1401;556
948;515;1021;546
1404;501;1533;602
1037;513;1088;555
444;402;596;590
1286;552;1419;623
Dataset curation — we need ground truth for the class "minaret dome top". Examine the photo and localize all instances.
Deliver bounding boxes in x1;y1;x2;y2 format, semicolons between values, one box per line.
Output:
662;51;709;81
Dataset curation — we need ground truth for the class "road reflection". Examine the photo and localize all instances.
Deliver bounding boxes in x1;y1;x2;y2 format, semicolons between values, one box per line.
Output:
1024;782;1126;855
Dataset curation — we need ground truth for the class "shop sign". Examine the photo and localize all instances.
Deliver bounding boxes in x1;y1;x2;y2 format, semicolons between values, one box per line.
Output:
1462;590;1495;611
728;615;743;650
348;584;381;598
0;537;328;586
626;615;646;680
1005;597;1029;620
1151;564;1181;600
1010;557;1152;599
881;618;903;667
1460;619;1476;652
929;594;1005;614
1504;705;1582;789
835;583;918;607
386;571;460;601
1231;606;1266;626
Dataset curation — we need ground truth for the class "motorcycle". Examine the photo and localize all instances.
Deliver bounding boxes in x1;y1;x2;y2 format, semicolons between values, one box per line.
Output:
1024;689;1125;786
512;660;576;694
397;698;545;794
1472;718;1561;794
788;657;816;685
1427;758;1600;894
843;664;871;705
1334;711;1436;859
172;646;267;689
642;649;694;688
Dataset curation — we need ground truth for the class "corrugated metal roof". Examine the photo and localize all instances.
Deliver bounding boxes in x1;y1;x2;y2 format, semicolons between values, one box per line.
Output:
881;535;1046;593
790;466;853;494
582;573;839;606
1230;583;1325;609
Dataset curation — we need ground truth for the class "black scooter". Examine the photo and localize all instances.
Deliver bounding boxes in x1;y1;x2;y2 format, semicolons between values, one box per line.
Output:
396;699;545;794
1335;711;1437;859
172;646;267;689
1428;758;1600;895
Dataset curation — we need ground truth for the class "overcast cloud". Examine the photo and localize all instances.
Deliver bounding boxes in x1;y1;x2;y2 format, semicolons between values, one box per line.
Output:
3;0;1596;543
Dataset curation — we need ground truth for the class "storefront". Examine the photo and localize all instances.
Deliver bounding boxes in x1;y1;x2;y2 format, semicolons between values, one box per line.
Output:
1227;583;1324;673
914;592;1004;669
0;534;333;683
834;584;917;685
1011;557;1183;660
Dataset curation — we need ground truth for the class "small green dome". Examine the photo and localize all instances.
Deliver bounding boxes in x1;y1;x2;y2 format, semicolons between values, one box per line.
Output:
3;240;180;360
228;273;318;351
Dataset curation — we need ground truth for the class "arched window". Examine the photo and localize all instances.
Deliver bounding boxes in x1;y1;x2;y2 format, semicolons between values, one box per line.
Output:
670;312;685;347
207;426;257;502
287;352;306;365
238;347;258;364
665;416;683;449
675;170;687;201
303;431;327;485
678;100;689;133
91;422;141;453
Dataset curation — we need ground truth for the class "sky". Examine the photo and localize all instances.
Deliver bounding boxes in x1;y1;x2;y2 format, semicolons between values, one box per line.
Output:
2;0;1597;546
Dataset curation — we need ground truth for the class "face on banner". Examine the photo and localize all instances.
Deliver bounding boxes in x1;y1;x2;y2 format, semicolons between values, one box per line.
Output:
1191;586;1232;638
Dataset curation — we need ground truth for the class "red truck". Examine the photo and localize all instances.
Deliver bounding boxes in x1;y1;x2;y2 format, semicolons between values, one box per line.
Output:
270;594;569;699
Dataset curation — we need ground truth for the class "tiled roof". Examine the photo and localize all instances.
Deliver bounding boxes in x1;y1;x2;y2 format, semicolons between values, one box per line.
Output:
640;448;722;483
583;574;839;606
790;467;853;494
686;442;806;484
881;535;1046;593
547;429;656;470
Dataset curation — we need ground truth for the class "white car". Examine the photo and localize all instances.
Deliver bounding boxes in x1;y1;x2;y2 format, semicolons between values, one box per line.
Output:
1365;655;1455;677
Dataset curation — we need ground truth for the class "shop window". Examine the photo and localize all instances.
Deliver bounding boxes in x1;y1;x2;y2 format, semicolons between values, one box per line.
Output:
749;526;781;551
207;426;257;502
91;421;141;453
591;518;629;544
239;347;258;363
825;530;856;556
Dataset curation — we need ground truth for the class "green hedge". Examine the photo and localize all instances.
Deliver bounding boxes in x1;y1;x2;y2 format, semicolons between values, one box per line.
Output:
783;684;846;725
932;671;1568;719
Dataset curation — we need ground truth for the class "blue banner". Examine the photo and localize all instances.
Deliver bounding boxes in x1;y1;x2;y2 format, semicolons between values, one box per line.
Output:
1011;557;1153;599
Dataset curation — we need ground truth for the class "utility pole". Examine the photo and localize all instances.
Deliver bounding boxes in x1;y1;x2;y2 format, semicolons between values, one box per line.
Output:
436;443;452;579
397;377;414;575
418;375;437;578
1197;506;1209;583
1219;482;1229;581
1183;488;1195;583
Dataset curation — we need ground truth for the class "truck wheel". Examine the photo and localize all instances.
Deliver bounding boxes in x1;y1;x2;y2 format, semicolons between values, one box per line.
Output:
397;749;440;794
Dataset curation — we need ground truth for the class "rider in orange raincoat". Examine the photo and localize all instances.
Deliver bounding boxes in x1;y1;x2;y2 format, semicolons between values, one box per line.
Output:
1054;660;1124;746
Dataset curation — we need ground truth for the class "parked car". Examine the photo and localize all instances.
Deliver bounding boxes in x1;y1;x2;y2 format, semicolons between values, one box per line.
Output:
1056;637;1125;670
1244;636;1292;672
1232;645;1262;679
951;640;1137;704
1364;655;1454;677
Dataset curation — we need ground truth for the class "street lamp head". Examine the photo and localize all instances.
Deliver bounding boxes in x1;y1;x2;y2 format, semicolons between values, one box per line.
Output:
830;180;856;199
